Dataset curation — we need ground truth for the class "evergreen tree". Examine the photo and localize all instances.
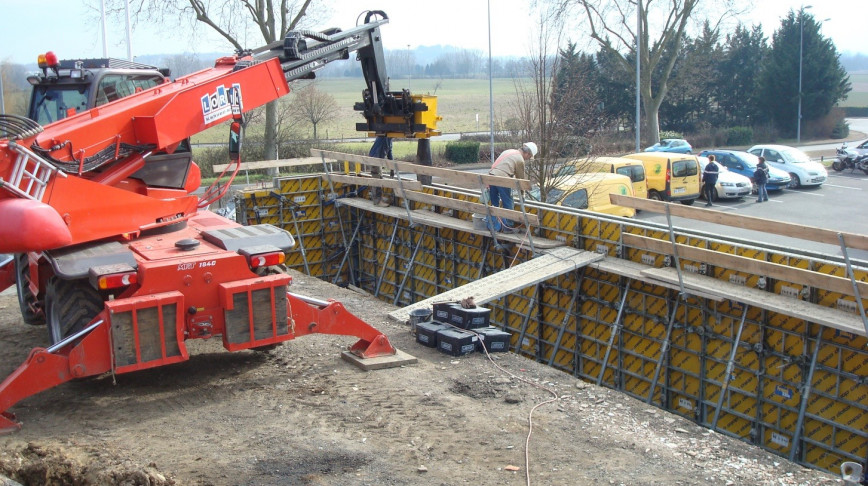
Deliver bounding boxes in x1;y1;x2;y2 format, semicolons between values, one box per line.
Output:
756;10;850;137
716;24;768;126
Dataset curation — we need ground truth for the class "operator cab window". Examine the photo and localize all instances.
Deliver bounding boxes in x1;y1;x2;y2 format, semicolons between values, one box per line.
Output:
96;73;164;107
30;86;89;125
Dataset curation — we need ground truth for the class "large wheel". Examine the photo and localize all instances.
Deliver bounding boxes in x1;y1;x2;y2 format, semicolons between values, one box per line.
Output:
831;161;843;172
14;253;44;325
648;191;663;201
788;173;801;189
681;199;695;206
45;277;104;345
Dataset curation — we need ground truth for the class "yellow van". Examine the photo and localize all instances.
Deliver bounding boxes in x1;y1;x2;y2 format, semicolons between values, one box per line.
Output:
622;152;701;205
561;156;648;200
534;172;635;218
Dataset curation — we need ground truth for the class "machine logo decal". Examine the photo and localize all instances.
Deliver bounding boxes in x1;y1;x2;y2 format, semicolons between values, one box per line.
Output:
201;83;243;124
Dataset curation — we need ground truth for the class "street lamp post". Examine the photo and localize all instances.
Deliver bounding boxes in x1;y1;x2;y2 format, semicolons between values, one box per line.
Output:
797;5;812;144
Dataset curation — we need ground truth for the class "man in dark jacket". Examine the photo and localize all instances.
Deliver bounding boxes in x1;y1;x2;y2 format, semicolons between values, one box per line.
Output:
755;156;769;202
701;155;720;206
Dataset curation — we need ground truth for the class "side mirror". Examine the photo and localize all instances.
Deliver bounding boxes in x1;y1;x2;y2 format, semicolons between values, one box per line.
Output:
228;121;242;163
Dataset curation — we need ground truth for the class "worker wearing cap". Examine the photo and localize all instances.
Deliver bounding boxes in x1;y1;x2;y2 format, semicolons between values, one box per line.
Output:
487;142;537;232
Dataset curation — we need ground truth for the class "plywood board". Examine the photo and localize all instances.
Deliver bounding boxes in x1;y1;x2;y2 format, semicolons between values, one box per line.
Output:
389;247;603;322
639;267;866;337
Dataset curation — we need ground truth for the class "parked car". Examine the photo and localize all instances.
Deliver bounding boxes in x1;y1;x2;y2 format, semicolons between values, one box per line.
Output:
698;150;791;191
644;138;692;154
746;144;827;188
852;139;868;157
528;172;636;218
697;156;752;201
559;156;648;200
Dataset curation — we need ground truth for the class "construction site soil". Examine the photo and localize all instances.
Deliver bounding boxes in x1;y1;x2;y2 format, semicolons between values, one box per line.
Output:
0;271;844;486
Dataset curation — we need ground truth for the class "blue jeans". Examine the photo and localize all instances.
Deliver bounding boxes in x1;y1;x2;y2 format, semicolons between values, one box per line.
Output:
487;185;514;231
756;183;768;201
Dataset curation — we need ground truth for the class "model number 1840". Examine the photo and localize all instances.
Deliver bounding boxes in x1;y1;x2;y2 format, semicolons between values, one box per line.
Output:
177;260;217;271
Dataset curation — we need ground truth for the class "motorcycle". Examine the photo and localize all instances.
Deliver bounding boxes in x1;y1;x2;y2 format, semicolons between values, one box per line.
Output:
832;142;868;174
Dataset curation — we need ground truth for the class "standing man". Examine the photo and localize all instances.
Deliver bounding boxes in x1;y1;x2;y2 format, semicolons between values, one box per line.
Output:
755;156;769;202
701;154;719;207
488;142;537;232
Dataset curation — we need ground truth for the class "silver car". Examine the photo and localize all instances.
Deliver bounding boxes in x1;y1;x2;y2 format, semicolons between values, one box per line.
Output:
697;157;752;200
747;145;827;188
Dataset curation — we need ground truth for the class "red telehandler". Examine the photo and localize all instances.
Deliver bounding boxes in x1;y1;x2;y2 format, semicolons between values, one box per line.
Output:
0;10;434;433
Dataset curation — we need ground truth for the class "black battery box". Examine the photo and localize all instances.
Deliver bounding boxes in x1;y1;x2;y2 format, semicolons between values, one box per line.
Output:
447;304;491;330
436;328;478;357
475;326;511;353
416;321;450;348
432;301;453;323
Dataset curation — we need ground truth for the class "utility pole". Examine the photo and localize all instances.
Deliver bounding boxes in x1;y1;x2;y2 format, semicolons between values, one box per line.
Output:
635;2;641;152
797;5;812;144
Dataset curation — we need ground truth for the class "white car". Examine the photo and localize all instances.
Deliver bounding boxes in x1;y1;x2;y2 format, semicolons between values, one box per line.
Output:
747;145;827;188
697;156;752;200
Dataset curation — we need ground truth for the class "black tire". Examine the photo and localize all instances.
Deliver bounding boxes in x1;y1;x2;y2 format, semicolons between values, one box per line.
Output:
832;161;843;172
45;277;104;345
14;253;44;325
862;168;868;176
681;199;695;206
788;173;801;189
648;191;663;201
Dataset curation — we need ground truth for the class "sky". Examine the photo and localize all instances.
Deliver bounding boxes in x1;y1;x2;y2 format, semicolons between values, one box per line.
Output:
1;0;864;65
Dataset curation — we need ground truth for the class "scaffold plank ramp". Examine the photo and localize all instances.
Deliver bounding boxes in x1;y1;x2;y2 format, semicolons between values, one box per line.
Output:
389;247;603;323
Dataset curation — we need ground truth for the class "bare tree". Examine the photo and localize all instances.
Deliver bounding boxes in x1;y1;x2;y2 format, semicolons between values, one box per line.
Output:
103;0;323;160
288;83;339;140
551;0;737;144
504;8;611;204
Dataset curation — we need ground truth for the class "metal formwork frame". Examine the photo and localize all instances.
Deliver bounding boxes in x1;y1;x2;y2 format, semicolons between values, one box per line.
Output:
597;277;632;386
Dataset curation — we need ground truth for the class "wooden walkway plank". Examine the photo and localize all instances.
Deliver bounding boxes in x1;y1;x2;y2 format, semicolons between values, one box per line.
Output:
611;194;868;251
389;247;603;322
336;198;562;249
623;233;868;297
311;149;533;191
639;266;866;337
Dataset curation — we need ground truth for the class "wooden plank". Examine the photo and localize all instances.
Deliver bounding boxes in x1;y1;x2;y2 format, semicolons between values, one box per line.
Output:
589;258;723;302
389;247;603;323
624;233;868;297
311;149;533;191
336;198;562;249
402;190;540;227
611;194;868;251
640;267;866;337
213;156;332;173
321;174;423;191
